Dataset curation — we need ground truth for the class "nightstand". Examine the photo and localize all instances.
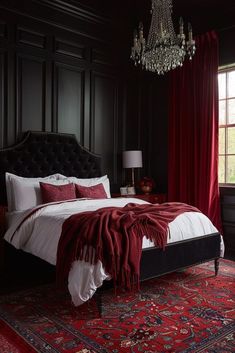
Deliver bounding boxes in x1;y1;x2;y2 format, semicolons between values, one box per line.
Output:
112;193;167;204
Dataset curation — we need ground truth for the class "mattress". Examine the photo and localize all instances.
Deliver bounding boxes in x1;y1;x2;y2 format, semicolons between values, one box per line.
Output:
4;197;221;306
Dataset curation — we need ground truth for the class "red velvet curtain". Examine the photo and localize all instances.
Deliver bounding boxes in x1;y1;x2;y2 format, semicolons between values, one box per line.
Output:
168;31;222;232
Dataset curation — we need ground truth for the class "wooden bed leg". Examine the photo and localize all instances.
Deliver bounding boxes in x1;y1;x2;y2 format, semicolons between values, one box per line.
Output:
214;258;219;276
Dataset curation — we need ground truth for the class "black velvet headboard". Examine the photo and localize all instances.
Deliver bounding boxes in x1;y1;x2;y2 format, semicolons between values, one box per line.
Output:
0;131;102;205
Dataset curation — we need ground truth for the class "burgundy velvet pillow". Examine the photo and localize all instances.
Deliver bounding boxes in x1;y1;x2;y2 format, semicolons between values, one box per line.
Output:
75;183;107;199
40;182;76;203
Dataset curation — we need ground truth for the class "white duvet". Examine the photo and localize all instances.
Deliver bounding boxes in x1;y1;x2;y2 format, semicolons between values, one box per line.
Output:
4;197;220;306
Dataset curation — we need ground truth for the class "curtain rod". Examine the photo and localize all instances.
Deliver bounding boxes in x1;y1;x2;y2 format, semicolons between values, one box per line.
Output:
217;23;235;32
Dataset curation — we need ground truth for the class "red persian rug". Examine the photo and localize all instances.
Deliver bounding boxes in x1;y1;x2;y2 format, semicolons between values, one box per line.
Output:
0;259;234;353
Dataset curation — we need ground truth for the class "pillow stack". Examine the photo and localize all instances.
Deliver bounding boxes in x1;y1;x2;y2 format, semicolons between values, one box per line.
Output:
5;172;110;212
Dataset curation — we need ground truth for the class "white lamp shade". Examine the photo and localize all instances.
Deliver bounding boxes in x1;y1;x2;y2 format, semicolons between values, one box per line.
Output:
122;150;143;168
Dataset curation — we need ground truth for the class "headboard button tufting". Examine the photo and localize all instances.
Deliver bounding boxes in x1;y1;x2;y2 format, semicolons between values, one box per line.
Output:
0;131;102;205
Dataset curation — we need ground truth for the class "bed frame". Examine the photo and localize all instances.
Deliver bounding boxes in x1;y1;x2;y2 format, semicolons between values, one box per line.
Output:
0;131;221;281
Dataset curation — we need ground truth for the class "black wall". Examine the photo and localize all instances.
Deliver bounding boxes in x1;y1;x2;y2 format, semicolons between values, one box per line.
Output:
0;0;169;194
0;0;123;191
0;0;234;204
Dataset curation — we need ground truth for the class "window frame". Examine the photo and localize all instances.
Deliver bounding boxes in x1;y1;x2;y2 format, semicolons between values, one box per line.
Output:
218;65;235;186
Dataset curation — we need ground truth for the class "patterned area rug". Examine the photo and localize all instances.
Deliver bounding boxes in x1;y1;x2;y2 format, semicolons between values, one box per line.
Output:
0;259;234;353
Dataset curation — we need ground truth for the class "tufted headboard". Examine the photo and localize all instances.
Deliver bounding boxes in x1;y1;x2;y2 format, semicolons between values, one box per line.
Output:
0;131;102;205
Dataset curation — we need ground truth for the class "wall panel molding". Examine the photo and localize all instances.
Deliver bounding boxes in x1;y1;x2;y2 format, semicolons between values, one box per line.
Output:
55;38;86;60
33;0;111;26
92;48;113;66
0;21;7;38
0;0;123;188
0;0;112;45
16;54;46;135
17;27;46;49
91;71;118;182
53;62;85;143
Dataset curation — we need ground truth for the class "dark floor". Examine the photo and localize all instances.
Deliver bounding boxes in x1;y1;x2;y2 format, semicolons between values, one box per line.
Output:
0;252;234;296
224;251;235;262
0;246;55;294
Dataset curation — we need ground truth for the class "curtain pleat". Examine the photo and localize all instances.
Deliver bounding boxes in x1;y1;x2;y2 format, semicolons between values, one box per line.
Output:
168;31;222;233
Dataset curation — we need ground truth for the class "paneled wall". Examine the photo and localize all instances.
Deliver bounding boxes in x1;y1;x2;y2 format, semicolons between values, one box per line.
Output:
0;0;169;194
0;0;124;189
2;0;233;202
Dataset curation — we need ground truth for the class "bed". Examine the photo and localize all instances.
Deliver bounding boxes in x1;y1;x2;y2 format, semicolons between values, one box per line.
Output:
0;131;222;306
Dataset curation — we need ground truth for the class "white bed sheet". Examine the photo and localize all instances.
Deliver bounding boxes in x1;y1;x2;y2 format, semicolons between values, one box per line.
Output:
4;197;221;306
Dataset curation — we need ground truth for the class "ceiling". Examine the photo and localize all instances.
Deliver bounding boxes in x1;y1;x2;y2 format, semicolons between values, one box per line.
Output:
171;0;235;34
79;0;235;35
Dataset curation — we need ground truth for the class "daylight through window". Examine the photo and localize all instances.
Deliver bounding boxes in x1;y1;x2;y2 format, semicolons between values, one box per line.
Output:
218;67;235;184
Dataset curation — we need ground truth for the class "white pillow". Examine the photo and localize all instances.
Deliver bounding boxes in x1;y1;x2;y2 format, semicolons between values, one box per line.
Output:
58;174;111;198
5;173;68;212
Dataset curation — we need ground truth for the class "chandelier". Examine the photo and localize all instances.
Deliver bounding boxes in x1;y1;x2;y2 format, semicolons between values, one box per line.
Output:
130;0;196;75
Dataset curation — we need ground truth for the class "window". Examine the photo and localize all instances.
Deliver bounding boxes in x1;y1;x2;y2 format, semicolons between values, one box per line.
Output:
218;66;235;184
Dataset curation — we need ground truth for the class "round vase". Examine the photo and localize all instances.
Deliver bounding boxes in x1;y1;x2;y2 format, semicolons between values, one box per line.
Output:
141;185;152;194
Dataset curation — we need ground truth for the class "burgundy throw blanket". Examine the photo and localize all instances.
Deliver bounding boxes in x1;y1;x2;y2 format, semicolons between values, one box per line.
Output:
56;202;200;290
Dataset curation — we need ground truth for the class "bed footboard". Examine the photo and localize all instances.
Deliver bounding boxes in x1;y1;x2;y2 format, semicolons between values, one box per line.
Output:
140;232;221;280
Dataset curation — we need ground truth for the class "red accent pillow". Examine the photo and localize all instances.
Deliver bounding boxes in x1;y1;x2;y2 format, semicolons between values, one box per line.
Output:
75;183;107;199
40;182;76;203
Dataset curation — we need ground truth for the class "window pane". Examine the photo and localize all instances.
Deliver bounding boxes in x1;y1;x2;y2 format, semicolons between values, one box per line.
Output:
228;127;235;154
218;68;235;184
228;70;235;98
228;98;235;124
218;73;226;99
219;100;226;125
219;155;225;183
219;128;225;154
227;156;235;183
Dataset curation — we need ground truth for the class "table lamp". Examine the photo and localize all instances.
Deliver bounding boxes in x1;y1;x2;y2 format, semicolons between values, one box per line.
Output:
122;150;143;187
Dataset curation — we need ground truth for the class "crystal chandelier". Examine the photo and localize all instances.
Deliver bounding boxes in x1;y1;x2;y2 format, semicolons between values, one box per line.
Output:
130;0;196;75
